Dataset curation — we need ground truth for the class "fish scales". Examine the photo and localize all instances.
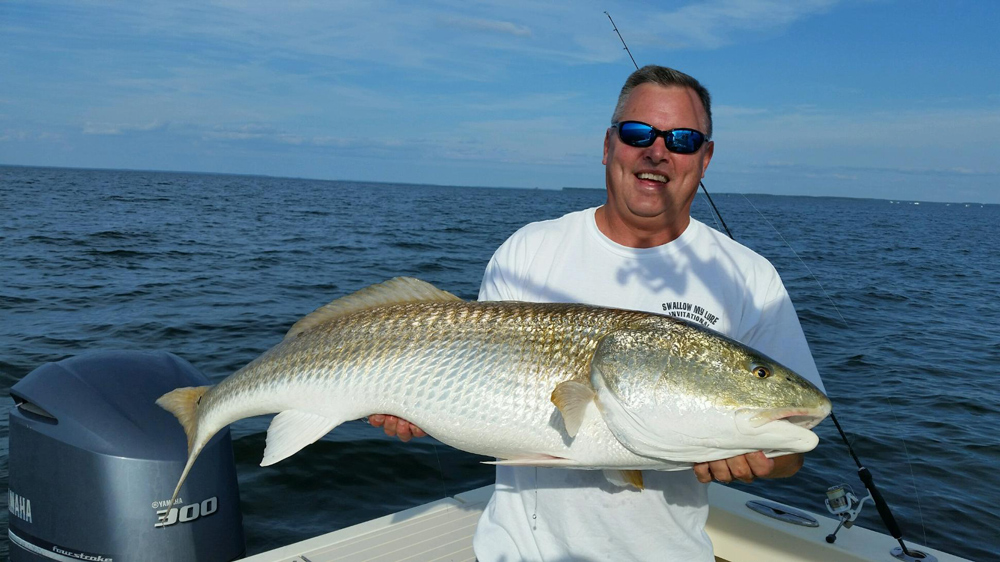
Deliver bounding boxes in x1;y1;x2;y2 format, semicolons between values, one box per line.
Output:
199;301;654;464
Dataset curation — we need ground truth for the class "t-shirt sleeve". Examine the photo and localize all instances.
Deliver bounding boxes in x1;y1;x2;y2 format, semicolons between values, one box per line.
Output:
479;235;521;302
742;277;826;394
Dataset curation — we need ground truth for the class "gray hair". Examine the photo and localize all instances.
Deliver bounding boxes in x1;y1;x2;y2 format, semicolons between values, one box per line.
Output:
611;65;713;139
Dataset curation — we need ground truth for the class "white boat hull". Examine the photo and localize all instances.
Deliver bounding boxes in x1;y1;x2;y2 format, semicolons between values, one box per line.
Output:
241;484;969;562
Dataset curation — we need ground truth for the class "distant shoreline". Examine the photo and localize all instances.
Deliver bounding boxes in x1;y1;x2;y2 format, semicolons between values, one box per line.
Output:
1;164;994;207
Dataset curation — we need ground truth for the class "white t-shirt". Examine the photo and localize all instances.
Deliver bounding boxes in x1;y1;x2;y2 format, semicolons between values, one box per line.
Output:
473;207;824;561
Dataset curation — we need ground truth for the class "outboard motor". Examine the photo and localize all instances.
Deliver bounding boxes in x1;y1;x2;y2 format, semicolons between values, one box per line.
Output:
8;351;245;561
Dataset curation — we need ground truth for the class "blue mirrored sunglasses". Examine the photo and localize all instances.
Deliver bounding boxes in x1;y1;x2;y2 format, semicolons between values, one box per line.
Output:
613;121;707;154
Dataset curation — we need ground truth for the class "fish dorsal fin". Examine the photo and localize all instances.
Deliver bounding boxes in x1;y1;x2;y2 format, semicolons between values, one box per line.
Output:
285;277;462;339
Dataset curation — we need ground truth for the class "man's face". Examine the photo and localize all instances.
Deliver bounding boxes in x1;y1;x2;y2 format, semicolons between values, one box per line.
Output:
603;83;714;228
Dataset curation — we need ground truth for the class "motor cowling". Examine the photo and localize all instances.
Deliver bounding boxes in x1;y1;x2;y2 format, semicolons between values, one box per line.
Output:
8;350;245;562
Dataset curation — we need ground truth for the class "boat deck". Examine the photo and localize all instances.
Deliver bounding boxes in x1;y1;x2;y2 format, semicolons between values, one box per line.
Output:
243;484;968;562
242;487;489;562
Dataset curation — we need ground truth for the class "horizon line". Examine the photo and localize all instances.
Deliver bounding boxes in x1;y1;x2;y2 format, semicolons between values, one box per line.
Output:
1;163;994;207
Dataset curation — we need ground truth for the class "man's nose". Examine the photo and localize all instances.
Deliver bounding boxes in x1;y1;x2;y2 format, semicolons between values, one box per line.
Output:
642;135;670;162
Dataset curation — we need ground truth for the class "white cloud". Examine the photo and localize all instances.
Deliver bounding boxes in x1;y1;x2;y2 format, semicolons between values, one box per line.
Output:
0;129;31;142
716;105;1000;173
714;105;769;118
644;0;839;49
0;129;65;143
439;16;532;37
83;121;165;135
463;92;582;113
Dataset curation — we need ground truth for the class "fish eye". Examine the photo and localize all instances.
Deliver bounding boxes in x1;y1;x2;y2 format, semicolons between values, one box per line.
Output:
752;365;771;379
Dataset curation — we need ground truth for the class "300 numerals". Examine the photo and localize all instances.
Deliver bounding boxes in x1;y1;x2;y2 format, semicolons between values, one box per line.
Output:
155;497;218;527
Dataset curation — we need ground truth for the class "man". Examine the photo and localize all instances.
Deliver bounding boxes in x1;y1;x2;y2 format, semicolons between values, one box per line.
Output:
373;65;825;560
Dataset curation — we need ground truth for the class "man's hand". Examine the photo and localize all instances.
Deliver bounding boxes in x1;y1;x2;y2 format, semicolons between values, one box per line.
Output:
369;415;427;442
693;452;803;484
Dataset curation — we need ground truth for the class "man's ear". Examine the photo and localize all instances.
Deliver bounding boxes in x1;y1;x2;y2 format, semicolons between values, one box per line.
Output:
603;128;612;166
700;140;715;178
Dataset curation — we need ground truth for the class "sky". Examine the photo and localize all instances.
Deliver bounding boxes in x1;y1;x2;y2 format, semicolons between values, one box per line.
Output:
1;0;998;203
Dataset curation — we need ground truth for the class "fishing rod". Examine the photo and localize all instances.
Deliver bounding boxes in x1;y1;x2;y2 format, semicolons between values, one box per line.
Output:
604;11;923;560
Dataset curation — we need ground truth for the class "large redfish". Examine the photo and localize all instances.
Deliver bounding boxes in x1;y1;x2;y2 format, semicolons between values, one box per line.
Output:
158;277;830;510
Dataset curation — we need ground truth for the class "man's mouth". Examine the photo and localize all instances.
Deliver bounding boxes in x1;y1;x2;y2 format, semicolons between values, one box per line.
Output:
636;172;667;184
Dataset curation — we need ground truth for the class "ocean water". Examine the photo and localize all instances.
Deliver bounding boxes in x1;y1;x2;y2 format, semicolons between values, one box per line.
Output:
1;165;998;561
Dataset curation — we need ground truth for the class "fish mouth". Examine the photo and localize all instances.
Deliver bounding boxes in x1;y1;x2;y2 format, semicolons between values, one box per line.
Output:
746;405;831;430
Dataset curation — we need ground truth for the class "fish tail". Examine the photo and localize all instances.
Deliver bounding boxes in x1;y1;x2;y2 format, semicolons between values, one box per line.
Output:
156;385;212;454
160;448;199;524
155;385;214;525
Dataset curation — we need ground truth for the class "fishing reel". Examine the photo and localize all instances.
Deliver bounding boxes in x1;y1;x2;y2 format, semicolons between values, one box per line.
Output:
823;484;872;543
823;483;937;561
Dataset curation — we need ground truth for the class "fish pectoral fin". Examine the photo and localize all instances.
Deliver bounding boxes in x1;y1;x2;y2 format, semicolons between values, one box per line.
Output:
484;455;578;467
603;470;644;490
261;410;341;467
550;380;597;438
